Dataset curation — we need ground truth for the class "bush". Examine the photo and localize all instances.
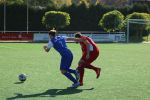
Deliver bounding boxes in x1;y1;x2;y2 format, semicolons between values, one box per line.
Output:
42;11;70;30
99;10;124;32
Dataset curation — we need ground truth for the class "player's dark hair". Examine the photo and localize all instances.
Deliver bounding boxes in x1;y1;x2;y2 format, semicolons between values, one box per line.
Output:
75;32;82;38
49;29;56;37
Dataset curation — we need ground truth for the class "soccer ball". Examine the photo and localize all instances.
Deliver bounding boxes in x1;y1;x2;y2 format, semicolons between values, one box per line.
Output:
18;73;27;82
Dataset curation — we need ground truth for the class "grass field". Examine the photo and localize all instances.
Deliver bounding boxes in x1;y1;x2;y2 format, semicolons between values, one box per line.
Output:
0;43;150;100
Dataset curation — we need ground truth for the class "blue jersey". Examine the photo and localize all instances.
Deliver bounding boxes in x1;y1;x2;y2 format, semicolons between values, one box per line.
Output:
47;36;71;56
47;36;73;70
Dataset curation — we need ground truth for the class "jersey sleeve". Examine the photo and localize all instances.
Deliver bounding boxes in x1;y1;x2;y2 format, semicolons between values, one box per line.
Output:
62;36;68;41
47;40;53;49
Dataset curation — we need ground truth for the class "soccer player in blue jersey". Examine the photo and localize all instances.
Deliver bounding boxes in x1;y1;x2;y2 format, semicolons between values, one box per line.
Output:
43;29;80;88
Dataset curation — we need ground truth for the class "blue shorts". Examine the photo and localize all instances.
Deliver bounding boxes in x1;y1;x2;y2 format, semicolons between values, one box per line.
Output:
60;51;73;70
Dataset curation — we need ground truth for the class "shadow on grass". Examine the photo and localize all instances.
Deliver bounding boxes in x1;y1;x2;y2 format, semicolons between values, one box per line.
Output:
7;87;94;100
14;82;25;84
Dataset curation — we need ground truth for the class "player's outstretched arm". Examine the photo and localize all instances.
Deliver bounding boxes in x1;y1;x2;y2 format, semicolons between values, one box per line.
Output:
66;37;83;42
66;37;76;41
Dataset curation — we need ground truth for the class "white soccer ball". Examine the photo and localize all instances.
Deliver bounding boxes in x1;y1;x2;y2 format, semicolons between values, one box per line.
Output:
19;73;27;82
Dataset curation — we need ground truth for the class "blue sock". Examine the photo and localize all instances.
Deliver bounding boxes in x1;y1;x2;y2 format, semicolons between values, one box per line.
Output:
64;72;77;84
67;69;76;74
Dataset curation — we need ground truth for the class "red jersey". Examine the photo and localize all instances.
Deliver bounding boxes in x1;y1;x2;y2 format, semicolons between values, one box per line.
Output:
79;36;99;56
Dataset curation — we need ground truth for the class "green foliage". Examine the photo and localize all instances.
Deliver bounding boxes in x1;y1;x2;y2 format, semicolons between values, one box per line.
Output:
99;10;124;32
42;11;70;29
99;0;129;7
143;35;150;42
126;12;150;22
78;0;90;7
52;0;72;9
6;0;24;5
131;3;150;14
27;0;53;8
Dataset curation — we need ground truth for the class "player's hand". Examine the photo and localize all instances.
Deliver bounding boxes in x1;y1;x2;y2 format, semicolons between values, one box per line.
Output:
43;45;47;50
43;45;46;49
43;45;49;52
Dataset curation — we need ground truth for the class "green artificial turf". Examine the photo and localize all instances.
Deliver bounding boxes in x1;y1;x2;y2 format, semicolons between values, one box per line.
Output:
0;43;150;100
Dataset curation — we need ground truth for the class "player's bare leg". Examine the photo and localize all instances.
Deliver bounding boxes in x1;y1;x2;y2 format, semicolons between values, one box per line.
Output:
85;65;101;79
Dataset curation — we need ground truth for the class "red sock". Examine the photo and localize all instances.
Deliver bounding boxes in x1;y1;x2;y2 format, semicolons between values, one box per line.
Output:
77;67;84;85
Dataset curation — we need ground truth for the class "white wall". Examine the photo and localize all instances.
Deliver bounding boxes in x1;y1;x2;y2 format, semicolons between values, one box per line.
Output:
33;33;126;42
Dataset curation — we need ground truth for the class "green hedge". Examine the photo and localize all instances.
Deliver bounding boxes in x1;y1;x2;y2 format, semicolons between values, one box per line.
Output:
0;3;149;31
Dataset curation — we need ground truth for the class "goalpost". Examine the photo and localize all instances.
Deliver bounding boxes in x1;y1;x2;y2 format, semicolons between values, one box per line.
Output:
127;19;150;43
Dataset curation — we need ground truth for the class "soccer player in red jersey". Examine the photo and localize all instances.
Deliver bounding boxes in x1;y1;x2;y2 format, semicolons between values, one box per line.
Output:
68;32;101;86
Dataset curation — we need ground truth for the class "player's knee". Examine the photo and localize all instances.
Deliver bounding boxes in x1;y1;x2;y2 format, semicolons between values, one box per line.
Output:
60;69;67;74
77;66;84;71
79;62;84;67
78;60;86;67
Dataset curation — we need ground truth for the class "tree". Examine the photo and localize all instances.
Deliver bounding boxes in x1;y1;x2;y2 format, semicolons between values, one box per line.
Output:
5;0;24;5
52;0;72;8
130;3;150;13
125;12;150;41
99;10;124;32
24;0;53;9
99;0;129;7
42;11;70;30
